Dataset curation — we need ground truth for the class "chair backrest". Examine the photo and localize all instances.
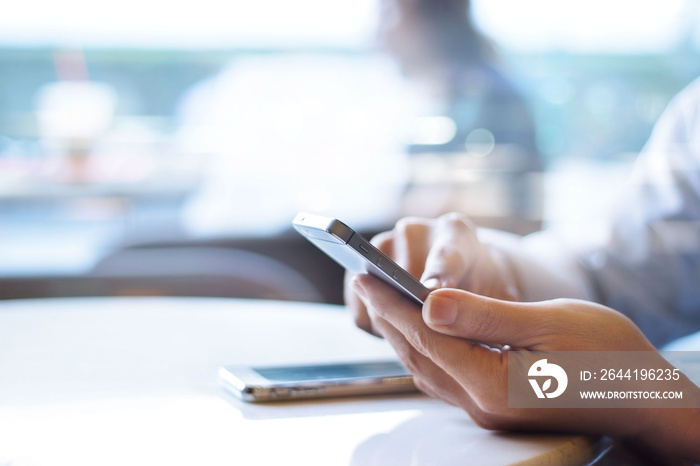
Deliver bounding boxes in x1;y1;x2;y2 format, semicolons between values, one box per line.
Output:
84;246;324;302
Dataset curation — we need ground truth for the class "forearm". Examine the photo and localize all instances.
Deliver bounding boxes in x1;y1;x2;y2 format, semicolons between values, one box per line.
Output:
478;228;594;302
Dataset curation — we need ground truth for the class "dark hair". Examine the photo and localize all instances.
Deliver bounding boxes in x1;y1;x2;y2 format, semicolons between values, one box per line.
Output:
413;0;493;63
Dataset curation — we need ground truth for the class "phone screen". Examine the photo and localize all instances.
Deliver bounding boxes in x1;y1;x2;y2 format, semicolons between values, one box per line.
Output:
253;361;410;382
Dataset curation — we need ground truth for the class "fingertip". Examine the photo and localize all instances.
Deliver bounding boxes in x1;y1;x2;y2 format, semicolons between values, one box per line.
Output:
421;273;461;290
420;268;461;290
421;277;442;291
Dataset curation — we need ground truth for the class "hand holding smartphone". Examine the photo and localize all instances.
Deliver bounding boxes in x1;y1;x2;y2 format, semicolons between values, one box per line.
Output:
292;213;430;305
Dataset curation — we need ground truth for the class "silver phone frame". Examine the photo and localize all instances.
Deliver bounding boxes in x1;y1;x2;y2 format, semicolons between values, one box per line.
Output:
292;213;430;305
218;360;417;402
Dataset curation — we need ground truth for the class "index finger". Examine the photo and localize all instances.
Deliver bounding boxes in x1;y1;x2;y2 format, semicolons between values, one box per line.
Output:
420;213;477;289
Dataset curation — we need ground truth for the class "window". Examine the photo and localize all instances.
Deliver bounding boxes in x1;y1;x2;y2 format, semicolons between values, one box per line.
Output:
1;0;698;276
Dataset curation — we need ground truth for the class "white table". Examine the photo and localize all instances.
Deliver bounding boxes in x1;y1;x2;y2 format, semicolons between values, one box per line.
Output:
0;297;600;466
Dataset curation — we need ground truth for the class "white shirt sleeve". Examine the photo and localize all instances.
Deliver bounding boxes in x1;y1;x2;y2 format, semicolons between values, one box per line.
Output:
492;78;700;347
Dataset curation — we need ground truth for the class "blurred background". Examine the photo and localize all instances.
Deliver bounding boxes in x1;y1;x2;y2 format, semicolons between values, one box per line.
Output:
1;0;699;304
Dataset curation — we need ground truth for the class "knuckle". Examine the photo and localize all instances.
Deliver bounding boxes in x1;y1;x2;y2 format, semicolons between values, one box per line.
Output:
469;411;508;431
394;217;431;238
468;395;511;430
370;231;393;251
469;373;511;424
467;302;501;341
438;212;476;233
399;347;423;374
393;218;412;236
394;216;420;230
432;243;462;265
412;376;432;395
352;310;372;333
404;327;434;356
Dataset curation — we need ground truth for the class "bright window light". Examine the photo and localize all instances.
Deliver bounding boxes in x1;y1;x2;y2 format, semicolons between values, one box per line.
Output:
0;0;378;48
472;0;692;53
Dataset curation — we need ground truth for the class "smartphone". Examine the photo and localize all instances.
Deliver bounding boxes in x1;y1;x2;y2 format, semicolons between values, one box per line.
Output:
292;213;430;305
219;360;417;402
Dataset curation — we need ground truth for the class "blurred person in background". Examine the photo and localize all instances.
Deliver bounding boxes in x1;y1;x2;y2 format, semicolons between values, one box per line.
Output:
378;0;543;233
173;0;543;238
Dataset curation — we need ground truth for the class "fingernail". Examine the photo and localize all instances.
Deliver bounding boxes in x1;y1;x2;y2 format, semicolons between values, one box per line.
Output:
425;295;458;326
351;276;367;298
422;277;441;290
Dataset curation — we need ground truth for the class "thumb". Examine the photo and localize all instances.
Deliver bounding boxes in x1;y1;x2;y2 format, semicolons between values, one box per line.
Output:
423;288;549;348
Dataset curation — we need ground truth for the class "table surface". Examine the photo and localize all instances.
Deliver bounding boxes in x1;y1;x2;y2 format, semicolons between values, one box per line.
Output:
0;297;600;466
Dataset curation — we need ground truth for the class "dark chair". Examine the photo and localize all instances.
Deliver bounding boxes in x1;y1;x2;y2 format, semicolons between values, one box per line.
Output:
114;228;364;304
0;247;323;302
